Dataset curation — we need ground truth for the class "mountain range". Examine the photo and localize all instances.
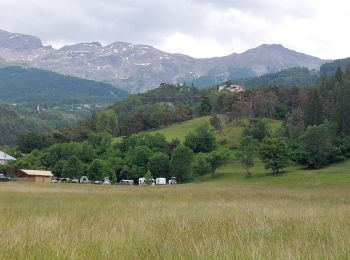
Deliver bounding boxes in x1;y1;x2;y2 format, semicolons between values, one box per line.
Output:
0;29;326;93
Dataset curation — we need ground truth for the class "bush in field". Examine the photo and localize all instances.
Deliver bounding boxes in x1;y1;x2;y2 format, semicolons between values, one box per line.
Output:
144;170;153;185
236;136;259;177
184;124;216;153
148;152;170;178
293;123;337;168
260;137;289;175
170;145;193;181
192;153;213;176
243;119;271;141
192;150;229;176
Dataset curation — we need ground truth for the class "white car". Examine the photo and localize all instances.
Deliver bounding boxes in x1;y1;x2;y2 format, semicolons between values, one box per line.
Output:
139;177;146;185
103;177;111;185
79;176;90;184
70;178;79;183
156;178;166;185
139;178;155;185
168;177;177;185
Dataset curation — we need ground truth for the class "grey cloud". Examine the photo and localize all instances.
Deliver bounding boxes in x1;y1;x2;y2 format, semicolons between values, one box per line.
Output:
0;0;210;46
0;0;348;59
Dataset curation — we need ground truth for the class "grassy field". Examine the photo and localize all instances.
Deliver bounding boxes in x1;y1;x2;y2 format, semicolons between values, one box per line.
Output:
149;116;211;142
113;116;282;145
1;182;350;259
3;118;350;258
203;159;350;186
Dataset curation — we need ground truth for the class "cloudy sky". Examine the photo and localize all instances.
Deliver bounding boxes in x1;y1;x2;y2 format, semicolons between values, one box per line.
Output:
0;0;349;59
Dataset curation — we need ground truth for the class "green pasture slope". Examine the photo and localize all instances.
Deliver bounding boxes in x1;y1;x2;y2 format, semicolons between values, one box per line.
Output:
124;116;350;187
139;116;281;144
203;160;350;187
148;116;211;142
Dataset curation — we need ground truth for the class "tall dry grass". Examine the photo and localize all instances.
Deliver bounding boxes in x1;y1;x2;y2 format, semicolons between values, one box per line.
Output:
0;183;350;259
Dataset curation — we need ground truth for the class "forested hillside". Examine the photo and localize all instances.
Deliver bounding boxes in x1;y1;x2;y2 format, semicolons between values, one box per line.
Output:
320;58;350;78
226;67;319;88
37;64;350;146
0;106;51;146
0;66;130;145
0;66;128;105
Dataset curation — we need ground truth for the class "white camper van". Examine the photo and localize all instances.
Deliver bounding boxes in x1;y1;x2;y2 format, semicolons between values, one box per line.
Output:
139;177;146;186
156;178;166;185
79;176;90;184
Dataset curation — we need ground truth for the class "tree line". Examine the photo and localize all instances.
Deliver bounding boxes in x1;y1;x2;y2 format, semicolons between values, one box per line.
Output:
4;124;227;183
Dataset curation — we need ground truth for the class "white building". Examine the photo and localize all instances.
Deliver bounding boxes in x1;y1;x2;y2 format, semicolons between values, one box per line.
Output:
218;84;244;93
228;84;244;93
0;151;16;165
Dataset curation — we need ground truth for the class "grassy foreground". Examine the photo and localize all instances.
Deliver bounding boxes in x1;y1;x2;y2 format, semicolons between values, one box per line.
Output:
1;182;350;259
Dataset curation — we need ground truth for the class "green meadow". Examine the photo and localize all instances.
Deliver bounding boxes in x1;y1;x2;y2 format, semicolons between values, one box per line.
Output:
1;182;350;259
2;117;350;259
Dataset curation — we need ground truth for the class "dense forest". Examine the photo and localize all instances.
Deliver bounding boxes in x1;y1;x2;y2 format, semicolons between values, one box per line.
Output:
0;105;51;146
0;66;130;145
219;57;350;90
14;59;348;147
0;66;128;105
227;67;319;88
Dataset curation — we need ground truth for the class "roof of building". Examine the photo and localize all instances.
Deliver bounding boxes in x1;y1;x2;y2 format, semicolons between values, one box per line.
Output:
0;151;16;161
19;169;53;177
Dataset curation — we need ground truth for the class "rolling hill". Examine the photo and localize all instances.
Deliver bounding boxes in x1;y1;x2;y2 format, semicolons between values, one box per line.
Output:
116;115;350;186
0;105;51;146
225;67;320;89
0;66;128;105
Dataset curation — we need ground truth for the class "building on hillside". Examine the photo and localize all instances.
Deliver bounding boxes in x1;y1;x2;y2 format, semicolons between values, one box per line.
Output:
17;169;53;183
218;84;244;93
218;86;225;91
0;151;16;165
228;84;244;93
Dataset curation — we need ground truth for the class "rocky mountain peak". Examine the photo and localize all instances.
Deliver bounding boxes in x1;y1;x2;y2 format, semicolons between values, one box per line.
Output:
0;29;43;51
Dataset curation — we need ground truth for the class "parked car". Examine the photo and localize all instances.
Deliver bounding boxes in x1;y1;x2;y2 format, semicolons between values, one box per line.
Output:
70;178;79;183
139;177;146;186
51;177;58;183
59;177;70;183
0;174;10;182
79;176;90;184
120;180;134;185
103;177;111;185
93;180;102;184
156;178;167;185
139;177;155;185
168;177;177;185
